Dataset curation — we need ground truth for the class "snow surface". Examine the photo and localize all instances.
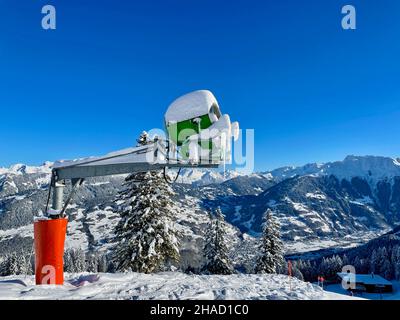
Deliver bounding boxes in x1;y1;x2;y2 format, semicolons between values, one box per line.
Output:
0;272;361;300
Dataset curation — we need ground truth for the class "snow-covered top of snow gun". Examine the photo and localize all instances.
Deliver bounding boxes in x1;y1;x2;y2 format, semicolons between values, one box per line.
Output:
165;90;221;124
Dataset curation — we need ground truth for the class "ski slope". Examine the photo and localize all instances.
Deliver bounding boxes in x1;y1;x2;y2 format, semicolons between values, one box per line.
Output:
0;272;361;300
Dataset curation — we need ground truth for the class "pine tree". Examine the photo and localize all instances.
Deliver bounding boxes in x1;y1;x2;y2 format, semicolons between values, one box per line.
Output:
0;252;27;275
70;248;86;272
353;256;362;274
392;246;400;280
291;261;304;281
203;207;234;275
63;248;86;273
342;254;350;267
9;253;22;275
391;245;398;266
374;247;392;279
331;255;343;277
86;254;98;273
381;259;393;279
97;254;108;273
113;132;180;273
73;248;87;272
254;209;284;274
370;249;378;274
64;249;74;273
354;256;369;274
318;257;330;278
297;260;315;282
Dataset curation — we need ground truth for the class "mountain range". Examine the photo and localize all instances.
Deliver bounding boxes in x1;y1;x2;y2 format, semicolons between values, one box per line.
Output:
1;155;400;269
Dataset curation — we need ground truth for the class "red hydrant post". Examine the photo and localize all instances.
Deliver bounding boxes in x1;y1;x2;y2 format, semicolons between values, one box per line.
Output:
34;218;68;285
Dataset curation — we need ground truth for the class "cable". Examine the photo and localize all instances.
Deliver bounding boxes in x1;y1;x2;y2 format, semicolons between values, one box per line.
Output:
163;166;182;184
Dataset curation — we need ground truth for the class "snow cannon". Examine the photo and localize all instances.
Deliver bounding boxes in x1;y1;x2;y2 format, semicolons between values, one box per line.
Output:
164;90;239;162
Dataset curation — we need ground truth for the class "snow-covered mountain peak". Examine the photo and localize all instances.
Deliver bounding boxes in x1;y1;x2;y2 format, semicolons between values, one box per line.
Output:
178;168;244;185
0;162;53;176
268;155;400;185
327;155;400;181
8;164;27;174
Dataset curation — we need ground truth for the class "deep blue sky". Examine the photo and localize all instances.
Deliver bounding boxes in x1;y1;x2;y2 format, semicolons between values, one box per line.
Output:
1;0;399;171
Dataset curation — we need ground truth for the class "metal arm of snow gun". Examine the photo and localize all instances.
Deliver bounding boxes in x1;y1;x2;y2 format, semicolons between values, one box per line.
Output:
44;90;239;219
45;138;220;219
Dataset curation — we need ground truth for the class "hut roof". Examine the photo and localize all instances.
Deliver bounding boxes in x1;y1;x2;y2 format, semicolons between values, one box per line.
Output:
337;273;392;285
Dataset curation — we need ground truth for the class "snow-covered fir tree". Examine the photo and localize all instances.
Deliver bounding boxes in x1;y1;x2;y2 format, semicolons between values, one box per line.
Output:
353;256;368;274
291;261;304;281
86;254;98;273
113;132;180;273
97;254;108;273
342;254;350;267
377;247;392;279
254;209;284;274
381;259;392;279
203;207;234;275
64;248;87;273
370;249;378;274
296;260;316;282
318;255;342;280
0;252;28;276
293;244;400;282
392;246;400;280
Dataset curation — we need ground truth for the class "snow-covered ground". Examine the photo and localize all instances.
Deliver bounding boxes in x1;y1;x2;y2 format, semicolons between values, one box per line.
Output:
0;272;361;300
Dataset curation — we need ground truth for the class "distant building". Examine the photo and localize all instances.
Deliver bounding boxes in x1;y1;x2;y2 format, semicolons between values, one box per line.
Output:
337;273;393;293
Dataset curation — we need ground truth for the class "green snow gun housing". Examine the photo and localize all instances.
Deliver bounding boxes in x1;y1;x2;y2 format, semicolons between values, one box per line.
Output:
165;90;239;163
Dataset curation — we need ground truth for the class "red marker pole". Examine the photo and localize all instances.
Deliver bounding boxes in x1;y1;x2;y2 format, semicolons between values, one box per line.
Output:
288;260;293;291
